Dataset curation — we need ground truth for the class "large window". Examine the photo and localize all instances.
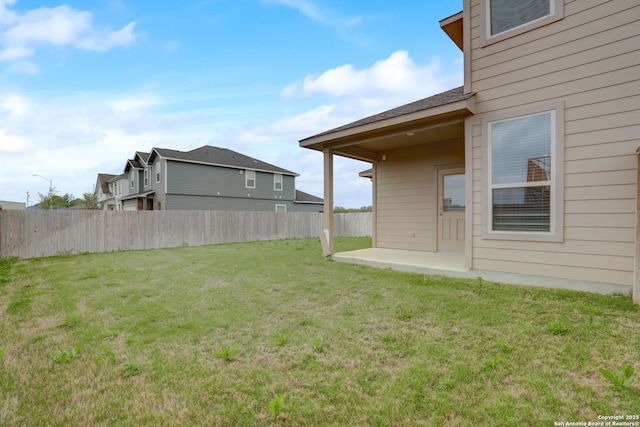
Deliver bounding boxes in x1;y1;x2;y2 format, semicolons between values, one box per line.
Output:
246;170;256;188
484;103;564;241
482;0;563;44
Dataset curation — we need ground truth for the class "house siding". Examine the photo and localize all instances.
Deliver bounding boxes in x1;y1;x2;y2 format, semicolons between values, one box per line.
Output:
165;161;295;200
165;194;321;212
468;0;639;285
376;140;464;251
161;161;319;212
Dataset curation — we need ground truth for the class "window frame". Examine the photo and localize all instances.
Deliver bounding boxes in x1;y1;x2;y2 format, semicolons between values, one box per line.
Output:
155;162;161;184
275;204;287;212
274;173;283;191
130;170;135;189
482;101;564;242
144;169;149;187
245;170;256;189
480;0;563;46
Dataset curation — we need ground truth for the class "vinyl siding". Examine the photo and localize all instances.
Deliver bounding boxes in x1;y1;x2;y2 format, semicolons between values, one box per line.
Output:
161;161;319;212
375;140;464;251
166;195;321;212
468;0;639;285
165;161;295;201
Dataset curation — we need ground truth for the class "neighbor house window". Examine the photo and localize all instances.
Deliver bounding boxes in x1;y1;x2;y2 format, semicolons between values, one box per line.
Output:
245;170;256;188
144;169;148;187
484;103;564;241
274;174;283;191
482;0;563;44
155;162;161;183
130;171;135;189
275;204;286;212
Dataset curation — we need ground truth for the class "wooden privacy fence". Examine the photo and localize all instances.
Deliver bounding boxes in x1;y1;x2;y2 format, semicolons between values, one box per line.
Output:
0;210;372;258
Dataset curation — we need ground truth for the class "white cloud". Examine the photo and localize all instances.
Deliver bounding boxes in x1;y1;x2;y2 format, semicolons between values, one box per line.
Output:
2;94;28;115
110;96;160;112
0;129;26;151
0;2;136;65
0;45;31;60
262;0;365;44
265;0;324;22
284;50;450;99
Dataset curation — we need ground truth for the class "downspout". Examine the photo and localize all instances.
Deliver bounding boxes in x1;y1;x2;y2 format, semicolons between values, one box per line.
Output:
320;148;334;257
634;147;640;304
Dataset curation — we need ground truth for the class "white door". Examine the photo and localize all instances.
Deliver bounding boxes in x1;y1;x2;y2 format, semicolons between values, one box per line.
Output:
437;168;465;251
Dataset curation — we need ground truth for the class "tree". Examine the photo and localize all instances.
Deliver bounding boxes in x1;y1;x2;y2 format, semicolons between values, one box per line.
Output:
78;192;100;210
36;191;75;209
333;205;372;213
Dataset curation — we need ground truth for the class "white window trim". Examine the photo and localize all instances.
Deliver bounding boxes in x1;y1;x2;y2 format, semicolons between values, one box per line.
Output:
130;171;135;189
481;101;564;242
275;204;286;212
480;0;563;47
274;174;283;191
144;169;149;187
245;170;256;189
155;162;161;184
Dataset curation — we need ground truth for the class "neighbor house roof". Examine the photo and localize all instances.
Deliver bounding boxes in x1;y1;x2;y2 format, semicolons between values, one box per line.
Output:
97;173;116;194
125;159;143;171
135;151;150;164
301;86;473;142
148;145;299;176
294;190;323;204
106;173;127;183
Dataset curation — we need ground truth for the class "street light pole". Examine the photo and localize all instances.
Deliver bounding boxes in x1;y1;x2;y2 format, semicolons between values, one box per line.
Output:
33;174;53;210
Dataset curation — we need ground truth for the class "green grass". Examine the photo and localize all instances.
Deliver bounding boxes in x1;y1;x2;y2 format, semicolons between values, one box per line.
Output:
0;237;639;426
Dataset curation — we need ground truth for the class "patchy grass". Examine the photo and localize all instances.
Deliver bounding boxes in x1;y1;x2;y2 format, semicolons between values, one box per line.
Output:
0;238;638;426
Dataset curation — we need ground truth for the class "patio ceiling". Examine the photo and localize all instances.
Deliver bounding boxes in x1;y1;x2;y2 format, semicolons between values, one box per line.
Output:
300;90;474;162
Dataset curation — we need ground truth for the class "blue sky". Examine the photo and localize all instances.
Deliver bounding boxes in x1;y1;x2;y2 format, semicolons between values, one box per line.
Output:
0;0;463;208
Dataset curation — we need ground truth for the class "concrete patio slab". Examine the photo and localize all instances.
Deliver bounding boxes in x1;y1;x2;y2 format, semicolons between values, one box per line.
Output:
331;248;632;295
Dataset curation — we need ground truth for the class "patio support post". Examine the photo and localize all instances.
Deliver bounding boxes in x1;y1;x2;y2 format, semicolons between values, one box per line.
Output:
634;147;640;304
321;148;334;256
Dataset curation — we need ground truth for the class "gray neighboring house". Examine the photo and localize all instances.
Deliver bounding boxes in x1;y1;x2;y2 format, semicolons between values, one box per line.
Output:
98;145;323;212
95;173;116;210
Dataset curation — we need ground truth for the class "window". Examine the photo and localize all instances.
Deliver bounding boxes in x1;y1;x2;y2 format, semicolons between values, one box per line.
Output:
275;204;286;212
482;0;563;44
443;173;465;212
130;171;135;189
245;170;256;188
274;174;283;191
484;103;564;241
144;169;148;187
155;162;161;183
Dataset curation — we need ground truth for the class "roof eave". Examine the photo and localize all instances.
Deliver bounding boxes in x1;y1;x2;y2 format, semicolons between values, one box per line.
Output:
440;11;464;51
300;96;475;150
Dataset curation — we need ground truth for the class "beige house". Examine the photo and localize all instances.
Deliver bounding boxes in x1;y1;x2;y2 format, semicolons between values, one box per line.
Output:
300;0;639;301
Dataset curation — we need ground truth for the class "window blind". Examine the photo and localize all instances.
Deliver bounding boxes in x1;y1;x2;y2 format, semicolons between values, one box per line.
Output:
490;0;550;35
490;112;552;231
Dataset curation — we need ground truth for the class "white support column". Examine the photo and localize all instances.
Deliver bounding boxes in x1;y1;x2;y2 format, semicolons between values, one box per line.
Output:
321;148;334;256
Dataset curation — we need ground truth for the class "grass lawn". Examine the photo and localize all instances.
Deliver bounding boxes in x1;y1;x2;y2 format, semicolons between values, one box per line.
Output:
1;237;639;426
